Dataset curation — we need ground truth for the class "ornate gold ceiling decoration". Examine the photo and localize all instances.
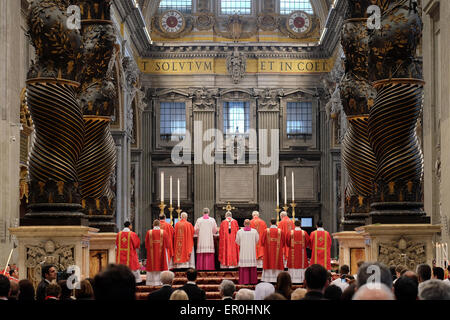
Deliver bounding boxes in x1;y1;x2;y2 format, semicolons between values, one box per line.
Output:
151;10;320;41
151;11;194;38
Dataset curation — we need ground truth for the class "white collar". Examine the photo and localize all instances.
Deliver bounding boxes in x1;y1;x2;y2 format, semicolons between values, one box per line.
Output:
222;296;232;300
295;227;302;230
187;281;196;285
162;284;172;287
317;227;325;231
123;228;131;232
270;225;277;228
153;227;160;230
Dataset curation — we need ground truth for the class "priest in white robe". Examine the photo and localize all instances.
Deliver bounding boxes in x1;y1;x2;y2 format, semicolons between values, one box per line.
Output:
235;219;259;284
194;208;218;270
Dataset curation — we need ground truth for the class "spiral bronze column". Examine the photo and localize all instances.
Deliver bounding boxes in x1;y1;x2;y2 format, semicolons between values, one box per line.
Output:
367;0;428;223
78;116;116;214
339;12;378;230
23;0;86;226
76;0;117;232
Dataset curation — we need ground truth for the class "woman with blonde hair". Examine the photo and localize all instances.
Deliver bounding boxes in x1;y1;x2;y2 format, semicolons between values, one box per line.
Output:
291;288;307;300
170;289;189;300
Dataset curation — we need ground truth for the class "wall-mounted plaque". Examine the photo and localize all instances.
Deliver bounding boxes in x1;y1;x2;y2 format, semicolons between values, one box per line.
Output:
216;165;257;203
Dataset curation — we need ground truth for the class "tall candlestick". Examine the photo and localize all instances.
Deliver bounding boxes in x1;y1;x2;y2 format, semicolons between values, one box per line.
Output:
170;176;172;206
177;178;180;208
276;178;279;207
445;243;448;268
161;172;164;203
437;243;441;267
291;171;295;202
284;176;287;205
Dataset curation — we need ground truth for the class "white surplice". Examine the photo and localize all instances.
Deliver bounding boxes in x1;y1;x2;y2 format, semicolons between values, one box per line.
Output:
235;228;259;267
194;216;218;253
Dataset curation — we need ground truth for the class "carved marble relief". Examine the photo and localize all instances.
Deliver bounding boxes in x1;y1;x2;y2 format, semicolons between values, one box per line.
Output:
226;48;247;84
255;88;282;111
190;87;218;111
378;237;426;271
25;240;75;287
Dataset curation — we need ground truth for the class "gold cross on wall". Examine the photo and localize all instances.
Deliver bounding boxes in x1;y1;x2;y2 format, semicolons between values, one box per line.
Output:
222;202;236;212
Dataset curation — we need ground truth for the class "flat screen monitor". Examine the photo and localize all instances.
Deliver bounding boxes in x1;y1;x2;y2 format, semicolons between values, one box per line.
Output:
301;217;313;228
165;218;179;225
166;218;178;226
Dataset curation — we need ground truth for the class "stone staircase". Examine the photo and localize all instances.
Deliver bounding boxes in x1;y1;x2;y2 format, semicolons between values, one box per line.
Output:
136;270;306;300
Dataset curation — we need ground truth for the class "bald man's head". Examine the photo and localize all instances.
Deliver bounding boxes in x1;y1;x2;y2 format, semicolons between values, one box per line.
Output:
353;284;395;300
280;211;287;218
244;219;250;227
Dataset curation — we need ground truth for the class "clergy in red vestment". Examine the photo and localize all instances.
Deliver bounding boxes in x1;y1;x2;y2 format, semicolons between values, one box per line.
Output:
145;220;171;285
159;213;175;269
219;211;240;268
309;221;332;271
250;211;267;269
173;212;195;269
286;220;310;283
278;211;295;266
261;218;286;283
116;221;141;283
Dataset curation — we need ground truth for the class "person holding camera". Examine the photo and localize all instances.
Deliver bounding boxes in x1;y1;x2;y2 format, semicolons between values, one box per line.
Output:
330;264;351;291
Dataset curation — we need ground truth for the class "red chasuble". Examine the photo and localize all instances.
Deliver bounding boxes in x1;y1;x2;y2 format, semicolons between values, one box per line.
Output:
218;217;240;267
261;228;285;270
159;220;175;259
309;229;332;270
115;231;141;271
250;217;267;260
173;219;195;264
145;229;170;271
286;229;310;269
278;216;295;260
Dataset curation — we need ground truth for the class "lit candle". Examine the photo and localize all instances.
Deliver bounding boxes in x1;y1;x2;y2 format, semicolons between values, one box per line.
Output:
291;171;295;202
161;171;164;203
276;178;279;207
284;176;287;205
170;176;172;206
177;178;180;208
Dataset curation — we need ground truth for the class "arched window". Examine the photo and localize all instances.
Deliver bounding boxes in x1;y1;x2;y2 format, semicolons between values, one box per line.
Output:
280;0;313;15
221;0;252;15
158;0;192;13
